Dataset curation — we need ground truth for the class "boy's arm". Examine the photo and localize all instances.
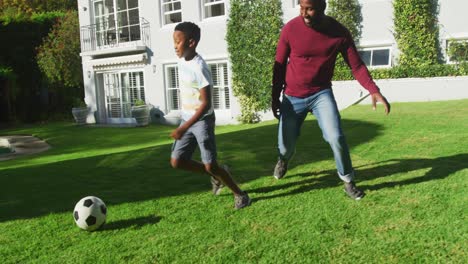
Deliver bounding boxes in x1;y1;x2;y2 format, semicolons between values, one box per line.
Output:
170;85;211;140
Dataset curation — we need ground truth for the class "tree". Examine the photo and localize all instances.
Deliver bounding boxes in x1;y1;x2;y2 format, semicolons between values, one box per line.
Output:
36;10;82;89
226;0;283;123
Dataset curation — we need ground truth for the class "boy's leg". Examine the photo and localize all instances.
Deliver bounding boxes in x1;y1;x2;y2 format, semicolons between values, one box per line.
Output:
194;116;251;208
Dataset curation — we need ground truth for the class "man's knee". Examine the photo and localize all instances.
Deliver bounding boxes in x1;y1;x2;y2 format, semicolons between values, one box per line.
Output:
325;133;346;146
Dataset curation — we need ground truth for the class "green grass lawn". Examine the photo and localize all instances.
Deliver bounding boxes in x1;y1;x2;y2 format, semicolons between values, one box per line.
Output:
0;100;467;263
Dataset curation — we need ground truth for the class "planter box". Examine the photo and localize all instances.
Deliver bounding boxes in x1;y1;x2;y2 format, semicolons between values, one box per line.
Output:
131;105;150;127
72;107;90;125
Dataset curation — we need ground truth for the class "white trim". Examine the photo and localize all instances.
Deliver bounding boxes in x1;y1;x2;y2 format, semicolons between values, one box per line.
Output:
91;54;148;70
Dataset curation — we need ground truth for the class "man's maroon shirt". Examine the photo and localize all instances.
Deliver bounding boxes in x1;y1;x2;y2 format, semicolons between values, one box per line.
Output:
273;16;379;98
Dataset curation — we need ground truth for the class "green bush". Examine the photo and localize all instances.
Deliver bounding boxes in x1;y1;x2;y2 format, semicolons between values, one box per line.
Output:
333;63;468;81
447;40;468;63
393;0;440;66
226;0;283;123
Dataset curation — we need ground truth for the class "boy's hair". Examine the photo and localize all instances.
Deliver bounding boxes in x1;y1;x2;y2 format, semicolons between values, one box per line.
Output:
175;22;201;44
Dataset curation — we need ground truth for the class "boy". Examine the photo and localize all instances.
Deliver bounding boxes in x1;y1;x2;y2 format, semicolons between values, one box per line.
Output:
170;22;251;209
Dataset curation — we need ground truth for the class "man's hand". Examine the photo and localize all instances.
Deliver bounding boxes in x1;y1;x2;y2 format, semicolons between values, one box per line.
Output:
371;92;391;115
170;127;186;140
271;98;281;120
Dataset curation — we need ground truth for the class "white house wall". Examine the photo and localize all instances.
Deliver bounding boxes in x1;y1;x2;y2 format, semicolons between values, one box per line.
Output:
78;0;468;125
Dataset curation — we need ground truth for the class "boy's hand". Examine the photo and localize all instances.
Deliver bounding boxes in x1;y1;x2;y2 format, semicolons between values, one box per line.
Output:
170;127;186;140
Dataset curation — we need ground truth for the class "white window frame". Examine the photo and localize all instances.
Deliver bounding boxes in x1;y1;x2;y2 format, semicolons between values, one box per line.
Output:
294;0;300;7
201;0;226;20
446;38;468;64
92;0;141;47
164;64;180;111
163;60;231;112
358;47;392;68
207;60;231;110
161;0;182;26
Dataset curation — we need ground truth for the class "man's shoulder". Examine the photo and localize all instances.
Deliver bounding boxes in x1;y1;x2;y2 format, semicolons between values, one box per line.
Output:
323;16;349;36
284;16;302;28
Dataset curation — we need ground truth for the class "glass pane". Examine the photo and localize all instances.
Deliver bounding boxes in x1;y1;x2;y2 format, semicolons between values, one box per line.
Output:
104;0;114;14
163;3;173;12
165;12;181;24
128;0;139;9
204;3;224;18
118;11;128;26
94;1;103;16
119;27;130;42
174;1;181;10
128;9;140;25
372;49;390;66
129;25;141;41
117;0;127;11
359;50;371;66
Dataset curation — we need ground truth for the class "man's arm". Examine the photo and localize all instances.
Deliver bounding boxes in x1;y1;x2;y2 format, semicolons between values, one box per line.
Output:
170;86;210;140
340;33;391;115
272;29;290;119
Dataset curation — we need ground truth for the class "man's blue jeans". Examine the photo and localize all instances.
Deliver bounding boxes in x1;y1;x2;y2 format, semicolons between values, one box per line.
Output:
278;89;354;182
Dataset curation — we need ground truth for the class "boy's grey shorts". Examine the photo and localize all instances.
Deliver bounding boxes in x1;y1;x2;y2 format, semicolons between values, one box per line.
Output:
171;115;217;164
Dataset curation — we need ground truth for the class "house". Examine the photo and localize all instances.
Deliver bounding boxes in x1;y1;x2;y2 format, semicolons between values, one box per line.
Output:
77;0;468;125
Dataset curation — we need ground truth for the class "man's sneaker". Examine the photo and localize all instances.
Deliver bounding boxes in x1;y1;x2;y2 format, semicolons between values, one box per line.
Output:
344;181;365;200
273;159;288;179
234;191;251;209
211;176;224;195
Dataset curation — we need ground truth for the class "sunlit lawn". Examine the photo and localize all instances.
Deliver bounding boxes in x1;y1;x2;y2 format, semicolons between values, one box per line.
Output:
0;100;467;263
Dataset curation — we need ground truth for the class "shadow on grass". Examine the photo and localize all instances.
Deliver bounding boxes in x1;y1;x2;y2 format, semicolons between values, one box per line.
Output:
0;119;381;221
250;153;468;201
101;215;162;231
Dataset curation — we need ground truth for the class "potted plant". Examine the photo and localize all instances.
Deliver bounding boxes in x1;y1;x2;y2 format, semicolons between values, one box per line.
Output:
71;98;89;125
131;99;150;127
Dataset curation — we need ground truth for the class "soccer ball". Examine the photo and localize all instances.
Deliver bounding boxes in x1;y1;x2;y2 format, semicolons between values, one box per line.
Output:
73;196;107;231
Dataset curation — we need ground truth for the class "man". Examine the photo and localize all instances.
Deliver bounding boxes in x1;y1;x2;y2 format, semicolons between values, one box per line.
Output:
271;0;390;200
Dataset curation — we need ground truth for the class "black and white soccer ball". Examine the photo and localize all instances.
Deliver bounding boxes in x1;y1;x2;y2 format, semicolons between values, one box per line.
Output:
73;196;107;231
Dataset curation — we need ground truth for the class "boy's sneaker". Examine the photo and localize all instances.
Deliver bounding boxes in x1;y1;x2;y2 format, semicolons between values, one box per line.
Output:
273;159;288;179
211;165;229;195
344;181;365;200
234;191;251;209
211;176;224;195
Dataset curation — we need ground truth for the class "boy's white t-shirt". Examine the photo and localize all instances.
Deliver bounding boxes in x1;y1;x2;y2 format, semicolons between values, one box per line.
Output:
177;54;214;121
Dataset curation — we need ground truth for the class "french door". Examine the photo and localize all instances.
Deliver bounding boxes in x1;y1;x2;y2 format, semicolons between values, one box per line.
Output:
101;71;145;123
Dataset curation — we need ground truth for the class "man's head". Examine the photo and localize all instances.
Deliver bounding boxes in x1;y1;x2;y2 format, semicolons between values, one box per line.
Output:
173;22;201;58
299;0;326;27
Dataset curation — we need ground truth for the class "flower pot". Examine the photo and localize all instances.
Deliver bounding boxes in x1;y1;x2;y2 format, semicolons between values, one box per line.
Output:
72;107;90;125
131;105;150;126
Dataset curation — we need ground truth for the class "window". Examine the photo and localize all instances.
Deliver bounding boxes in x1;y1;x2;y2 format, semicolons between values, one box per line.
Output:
202;0;225;19
358;47;391;68
209;62;230;110
103;71;145;119
93;0;141;46
164;61;231;111
161;0;182;25
165;65;180;111
446;39;468;63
